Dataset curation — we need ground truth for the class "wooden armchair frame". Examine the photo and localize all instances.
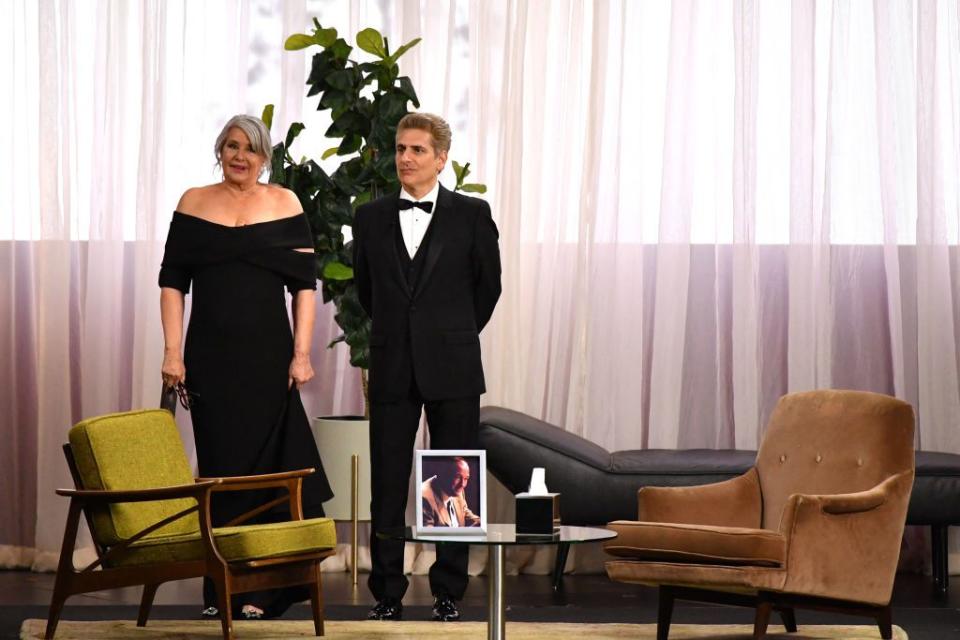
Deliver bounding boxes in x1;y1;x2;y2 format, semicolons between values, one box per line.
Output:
46;444;334;640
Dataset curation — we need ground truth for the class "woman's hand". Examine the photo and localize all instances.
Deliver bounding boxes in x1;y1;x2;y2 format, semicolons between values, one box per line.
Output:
288;353;314;389
161;350;186;387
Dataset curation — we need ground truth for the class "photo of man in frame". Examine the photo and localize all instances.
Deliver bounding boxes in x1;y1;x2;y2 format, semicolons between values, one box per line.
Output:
421;456;481;528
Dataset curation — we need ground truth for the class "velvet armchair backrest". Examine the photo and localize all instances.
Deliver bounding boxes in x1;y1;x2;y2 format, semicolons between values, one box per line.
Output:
755;390;915;531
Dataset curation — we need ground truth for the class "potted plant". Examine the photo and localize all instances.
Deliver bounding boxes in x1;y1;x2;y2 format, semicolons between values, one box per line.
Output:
265;21;484;414
264;22;485;581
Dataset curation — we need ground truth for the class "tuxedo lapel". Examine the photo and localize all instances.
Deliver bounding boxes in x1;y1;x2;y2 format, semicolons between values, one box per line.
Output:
382;201;411;296
413;185;451;299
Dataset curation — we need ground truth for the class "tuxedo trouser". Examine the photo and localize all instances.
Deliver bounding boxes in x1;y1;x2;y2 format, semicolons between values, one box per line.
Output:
368;377;479;602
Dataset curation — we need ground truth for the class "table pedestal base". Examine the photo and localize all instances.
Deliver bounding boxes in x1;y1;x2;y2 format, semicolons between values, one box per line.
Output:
488;544;505;639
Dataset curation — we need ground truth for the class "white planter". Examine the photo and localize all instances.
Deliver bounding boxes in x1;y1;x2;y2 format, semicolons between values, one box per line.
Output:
310;416;371;521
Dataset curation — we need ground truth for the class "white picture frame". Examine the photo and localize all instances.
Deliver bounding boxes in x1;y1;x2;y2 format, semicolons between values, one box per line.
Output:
415;449;487;535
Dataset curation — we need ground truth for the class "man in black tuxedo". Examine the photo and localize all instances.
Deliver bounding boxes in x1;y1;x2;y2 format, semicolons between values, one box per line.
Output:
352;112;501;622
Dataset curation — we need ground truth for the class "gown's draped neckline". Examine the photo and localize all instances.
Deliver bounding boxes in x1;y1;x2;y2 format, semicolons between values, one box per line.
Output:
162;211;316;291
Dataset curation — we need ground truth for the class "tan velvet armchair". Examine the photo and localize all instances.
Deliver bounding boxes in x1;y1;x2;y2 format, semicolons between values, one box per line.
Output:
604;390;915;640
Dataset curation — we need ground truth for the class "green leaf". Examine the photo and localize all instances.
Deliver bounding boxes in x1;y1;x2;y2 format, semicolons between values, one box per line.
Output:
356;28;386;58
326;69;356;92
377;92;407;122
285;33;315;50
338;133;363;155
321;146;340;160
328;334;347;348
261;104;274;130
352;191;371;207
315;27;338;47
452;160;465;177
460;183;487;193
322;261;354;280
386;37;422;66
330;39;353;61
285;122;305;147
326;111;369;138
397;76;420;107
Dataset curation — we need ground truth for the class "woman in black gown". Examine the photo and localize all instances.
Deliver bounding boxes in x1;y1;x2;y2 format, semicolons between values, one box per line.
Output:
159;114;332;619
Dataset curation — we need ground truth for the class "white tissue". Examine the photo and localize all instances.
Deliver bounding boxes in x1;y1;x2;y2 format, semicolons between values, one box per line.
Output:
528;467;549;495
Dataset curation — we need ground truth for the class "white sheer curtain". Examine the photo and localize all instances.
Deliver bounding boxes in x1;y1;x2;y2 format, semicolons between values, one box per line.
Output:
473;0;960;573
3;0;959;577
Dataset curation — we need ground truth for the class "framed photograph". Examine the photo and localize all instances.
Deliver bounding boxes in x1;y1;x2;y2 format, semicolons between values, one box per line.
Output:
415;449;487;534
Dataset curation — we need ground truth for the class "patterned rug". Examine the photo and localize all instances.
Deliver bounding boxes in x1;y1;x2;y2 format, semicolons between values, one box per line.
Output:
21;619;908;639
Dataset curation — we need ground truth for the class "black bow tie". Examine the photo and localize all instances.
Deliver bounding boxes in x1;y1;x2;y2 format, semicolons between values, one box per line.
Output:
398;199;433;213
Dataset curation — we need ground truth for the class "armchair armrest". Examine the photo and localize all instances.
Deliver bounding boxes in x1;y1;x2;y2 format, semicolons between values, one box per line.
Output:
196;468;314;491
56;480;220;502
195;468;316;526
637;467;761;528
778;469;914;605
56;481;221;573
816;487;887;515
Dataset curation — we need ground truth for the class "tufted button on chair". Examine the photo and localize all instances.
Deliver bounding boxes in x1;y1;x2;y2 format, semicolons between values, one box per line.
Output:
45;409;337;640
604;390;915;640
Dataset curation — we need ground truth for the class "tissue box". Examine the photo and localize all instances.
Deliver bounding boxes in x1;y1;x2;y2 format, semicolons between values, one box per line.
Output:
515;492;560;534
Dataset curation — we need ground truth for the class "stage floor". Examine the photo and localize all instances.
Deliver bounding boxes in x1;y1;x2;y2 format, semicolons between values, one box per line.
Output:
2;571;958;639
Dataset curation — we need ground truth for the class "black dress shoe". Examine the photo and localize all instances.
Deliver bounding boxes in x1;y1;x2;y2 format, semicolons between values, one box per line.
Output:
367;597;403;621
432;594;461;621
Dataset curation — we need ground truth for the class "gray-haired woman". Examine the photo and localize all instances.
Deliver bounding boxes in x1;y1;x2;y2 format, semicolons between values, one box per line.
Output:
158;114;332;620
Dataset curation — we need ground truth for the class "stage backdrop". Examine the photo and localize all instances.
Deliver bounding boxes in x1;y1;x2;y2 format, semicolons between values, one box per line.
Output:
1;0;958;577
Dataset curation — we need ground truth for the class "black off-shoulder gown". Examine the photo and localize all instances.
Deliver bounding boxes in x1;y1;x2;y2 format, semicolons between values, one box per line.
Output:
159;211;333;614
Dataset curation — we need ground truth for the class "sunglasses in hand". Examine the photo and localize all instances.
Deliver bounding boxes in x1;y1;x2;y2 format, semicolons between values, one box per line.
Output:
163;381;198;411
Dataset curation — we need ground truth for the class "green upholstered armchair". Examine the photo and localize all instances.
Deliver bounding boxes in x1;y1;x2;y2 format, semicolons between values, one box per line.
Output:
45;409;337;640
604;390;915;640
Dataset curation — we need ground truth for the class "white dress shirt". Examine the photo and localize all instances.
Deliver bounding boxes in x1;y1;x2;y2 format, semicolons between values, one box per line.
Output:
399;181;439;258
444;496;460;527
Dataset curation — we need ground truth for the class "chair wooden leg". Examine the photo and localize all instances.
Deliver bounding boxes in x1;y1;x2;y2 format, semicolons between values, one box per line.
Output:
552;542;571;590
211;570;234;640
46;499;84;640
932;524;949;594
778;606;797;632
137;583;160;627
308;562;325;636
44;592;67;640
753;599;773;640
876;604;893;640
657;586;675;640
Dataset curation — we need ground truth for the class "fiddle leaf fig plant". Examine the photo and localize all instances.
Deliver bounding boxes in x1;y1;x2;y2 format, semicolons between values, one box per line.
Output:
265;21;485;410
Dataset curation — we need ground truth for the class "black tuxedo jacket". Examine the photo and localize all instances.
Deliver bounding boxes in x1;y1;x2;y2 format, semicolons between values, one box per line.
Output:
353;185;501;402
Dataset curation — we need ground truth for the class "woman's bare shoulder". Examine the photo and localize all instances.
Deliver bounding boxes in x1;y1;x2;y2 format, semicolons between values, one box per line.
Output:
266;184;304;217
175;184;221;215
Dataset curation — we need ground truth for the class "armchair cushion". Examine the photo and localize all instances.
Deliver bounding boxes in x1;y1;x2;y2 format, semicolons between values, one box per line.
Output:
605;520;785;567
113;516;337;567
69;410;199;546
